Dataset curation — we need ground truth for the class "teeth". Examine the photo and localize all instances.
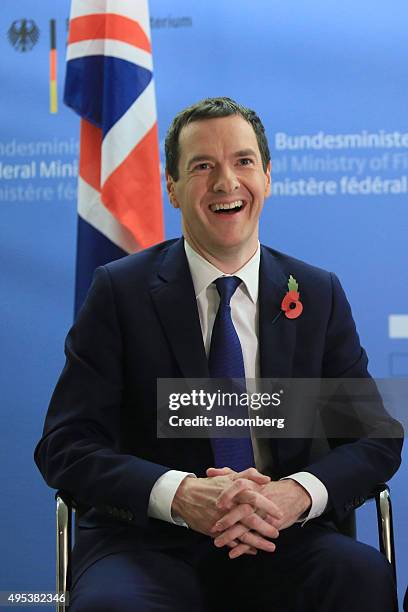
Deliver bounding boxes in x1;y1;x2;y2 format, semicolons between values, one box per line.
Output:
210;200;243;212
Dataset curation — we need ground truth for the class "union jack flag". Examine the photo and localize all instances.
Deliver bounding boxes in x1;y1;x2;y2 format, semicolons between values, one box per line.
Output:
64;0;164;313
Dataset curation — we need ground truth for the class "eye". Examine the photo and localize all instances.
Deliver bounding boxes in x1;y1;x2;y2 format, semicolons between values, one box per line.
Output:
193;162;212;171
238;158;254;166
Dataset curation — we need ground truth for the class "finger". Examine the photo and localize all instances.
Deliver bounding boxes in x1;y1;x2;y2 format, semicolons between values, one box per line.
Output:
214;522;251;548
215;523;276;553
206;467;270;485
244;492;283;521
214;506;279;539
216;478;258;510
264;512;283;527
217;486;283;521
229;543;258;559
206;467;235;477
211;503;255;533
241;512;280;539
214;519;276;553
226;540;258;553
239;531;276;553
232;467;271;484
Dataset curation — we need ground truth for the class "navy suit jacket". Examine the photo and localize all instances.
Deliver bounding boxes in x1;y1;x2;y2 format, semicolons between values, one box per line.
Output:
35;238;402;577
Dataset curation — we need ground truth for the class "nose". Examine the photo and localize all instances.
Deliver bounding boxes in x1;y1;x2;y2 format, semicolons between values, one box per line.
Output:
212;164;240;193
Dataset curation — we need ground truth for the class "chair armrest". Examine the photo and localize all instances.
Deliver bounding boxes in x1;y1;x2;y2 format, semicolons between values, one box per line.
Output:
55;491;73;612
367;484;396;582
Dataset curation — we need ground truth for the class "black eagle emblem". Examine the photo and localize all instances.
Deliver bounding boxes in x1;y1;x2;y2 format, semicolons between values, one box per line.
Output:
8;19;40;52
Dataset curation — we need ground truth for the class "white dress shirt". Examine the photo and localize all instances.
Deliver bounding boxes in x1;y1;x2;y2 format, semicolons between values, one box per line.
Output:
148;239;328;525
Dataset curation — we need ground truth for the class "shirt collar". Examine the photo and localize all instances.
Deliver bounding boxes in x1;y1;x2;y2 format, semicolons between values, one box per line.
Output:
184;239;260;304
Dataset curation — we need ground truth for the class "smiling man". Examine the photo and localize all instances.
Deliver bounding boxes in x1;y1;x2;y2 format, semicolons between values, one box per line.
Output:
166;112;270;272
35;97;402;611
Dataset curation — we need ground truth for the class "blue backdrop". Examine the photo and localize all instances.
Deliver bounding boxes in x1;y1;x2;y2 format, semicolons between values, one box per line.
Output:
1;0;406;608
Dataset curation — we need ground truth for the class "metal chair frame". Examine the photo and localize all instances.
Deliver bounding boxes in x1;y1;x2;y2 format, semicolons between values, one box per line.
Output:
56;492;73;612
55;484;396;612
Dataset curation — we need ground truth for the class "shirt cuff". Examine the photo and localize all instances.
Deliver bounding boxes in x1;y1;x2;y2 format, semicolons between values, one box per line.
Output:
148;470;196;527
281;472;328;524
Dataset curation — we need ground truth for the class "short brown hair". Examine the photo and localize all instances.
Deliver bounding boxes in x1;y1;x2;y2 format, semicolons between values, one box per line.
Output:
165;97;271;180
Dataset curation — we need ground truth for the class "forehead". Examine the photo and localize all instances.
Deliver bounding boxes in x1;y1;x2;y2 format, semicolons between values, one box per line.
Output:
178;115;260;162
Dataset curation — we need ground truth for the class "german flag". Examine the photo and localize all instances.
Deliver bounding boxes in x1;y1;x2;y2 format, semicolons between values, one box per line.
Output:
50;19;57;113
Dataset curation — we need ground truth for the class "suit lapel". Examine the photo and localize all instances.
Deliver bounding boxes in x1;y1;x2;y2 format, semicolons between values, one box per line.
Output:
149;239;209;379
259;246;297;379
259;247;309;473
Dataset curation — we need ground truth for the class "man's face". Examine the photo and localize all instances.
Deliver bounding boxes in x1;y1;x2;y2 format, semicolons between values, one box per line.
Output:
166;115;271;264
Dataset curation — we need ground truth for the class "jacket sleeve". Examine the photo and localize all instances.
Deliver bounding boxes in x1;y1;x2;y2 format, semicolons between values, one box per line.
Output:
304;273;403;523
34;266;171;528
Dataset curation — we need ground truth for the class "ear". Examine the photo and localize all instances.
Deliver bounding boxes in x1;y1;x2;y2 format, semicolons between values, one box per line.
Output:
264;161;272;197
165;169;179;209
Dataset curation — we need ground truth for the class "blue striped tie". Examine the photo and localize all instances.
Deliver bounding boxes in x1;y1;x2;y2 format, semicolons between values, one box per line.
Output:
208;276;255;471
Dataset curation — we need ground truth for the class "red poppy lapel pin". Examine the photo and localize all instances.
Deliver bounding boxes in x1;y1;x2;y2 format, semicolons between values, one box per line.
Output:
281;275;303;319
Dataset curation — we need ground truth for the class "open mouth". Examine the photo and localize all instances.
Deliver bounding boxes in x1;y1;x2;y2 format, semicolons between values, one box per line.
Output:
209;200;245;215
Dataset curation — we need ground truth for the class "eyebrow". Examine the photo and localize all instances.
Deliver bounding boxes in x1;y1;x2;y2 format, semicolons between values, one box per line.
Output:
234;148;259;158
186;149;259;169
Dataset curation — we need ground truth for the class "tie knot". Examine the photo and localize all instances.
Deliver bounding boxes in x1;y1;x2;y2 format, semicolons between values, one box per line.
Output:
215;276;242;305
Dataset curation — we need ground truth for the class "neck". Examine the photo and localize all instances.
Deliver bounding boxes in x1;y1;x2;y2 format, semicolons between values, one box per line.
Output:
184;237;258;274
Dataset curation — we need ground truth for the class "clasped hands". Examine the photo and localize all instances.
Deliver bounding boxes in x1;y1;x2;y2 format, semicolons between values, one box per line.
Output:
171;467;311;559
